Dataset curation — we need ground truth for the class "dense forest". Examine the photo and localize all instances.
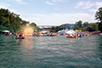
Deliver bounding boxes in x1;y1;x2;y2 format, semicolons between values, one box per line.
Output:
0;8;36;33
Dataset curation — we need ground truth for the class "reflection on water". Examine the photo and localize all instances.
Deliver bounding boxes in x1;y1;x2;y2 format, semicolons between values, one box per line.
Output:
0;35;102;68
18;36;35;50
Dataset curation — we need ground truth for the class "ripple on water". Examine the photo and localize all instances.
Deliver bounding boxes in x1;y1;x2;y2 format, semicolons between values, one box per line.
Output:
0;35;102;68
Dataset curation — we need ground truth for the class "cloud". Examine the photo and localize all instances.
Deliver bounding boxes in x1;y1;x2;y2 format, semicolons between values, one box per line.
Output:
75;1;94;9
75;2;84;8
8;0;27;4
75;1;102;13
89;9;97;13
83;1;94;9
89;1;102;13
20;12;96;25
0;2;11;8
45;0;64;5
52;0;64;2
95;2;102;9
45;1;54;5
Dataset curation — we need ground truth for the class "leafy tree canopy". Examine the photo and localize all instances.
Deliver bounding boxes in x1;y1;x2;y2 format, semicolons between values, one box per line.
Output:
0;8;37;33
95;7;102;32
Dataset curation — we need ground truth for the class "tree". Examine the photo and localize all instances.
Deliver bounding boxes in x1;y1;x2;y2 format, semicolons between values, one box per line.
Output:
95;7;102;22
75;20;82;27
30;22;36;27
67;26;71;29
82;27;87;31
87;23;98;32
73;26;81;30
0;8;37;33
95;7;102;32
83;22;89;27
98;23;102;32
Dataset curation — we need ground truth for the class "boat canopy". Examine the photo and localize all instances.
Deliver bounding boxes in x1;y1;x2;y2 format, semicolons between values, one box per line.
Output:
66;30;76;35
2;30;10;33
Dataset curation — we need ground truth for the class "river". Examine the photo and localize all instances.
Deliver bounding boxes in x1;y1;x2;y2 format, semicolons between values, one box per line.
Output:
0;35;102;68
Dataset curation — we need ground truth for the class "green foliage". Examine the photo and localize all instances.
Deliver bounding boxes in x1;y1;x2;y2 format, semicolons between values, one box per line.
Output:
0;8;37;33
73;20;98;32
73;26;81;30
21;20;29;26
83;22;89;27
95;7;102;22
0;25;9;31
95;7;102;32
0;8;21;32
50;26;65;32
82;27;87;31
49;21;98;32
98;22;102;32
30;22;36;27
75;20;82;27
87;23;98;32
50;26;56;32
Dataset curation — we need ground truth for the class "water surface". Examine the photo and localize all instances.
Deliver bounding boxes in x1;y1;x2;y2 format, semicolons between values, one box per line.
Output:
0;35;102;68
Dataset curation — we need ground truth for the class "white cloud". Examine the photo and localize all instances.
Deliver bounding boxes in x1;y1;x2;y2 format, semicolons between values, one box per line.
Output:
89;9;97;13
83;1;94;9
75;1;94;9
89;2;102;13
45;1;54;5
52;0;64;2
95;2;102;9
20;12;96;25
8;0;27;4
75;2;84;8
0;2;11;8
45;0;64;5
75;1;102;13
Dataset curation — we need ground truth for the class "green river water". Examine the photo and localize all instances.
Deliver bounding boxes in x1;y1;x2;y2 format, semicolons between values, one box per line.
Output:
0;35;102;68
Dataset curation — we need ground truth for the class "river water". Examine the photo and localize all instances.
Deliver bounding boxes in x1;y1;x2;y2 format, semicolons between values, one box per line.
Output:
0;35;102;68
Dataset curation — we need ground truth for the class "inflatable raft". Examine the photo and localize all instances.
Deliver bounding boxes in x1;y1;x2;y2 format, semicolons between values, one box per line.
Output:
15;37;25;39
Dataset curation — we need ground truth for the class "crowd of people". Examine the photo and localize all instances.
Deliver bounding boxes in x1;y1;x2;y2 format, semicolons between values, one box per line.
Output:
13;31;101;39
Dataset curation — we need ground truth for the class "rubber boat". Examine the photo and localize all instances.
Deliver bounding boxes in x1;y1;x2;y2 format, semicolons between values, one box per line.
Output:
15;37;25;39
15;33;25;39
67;36;77;38
98;33;102;36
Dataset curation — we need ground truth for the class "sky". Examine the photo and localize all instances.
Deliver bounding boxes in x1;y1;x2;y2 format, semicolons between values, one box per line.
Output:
0;0;102;26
